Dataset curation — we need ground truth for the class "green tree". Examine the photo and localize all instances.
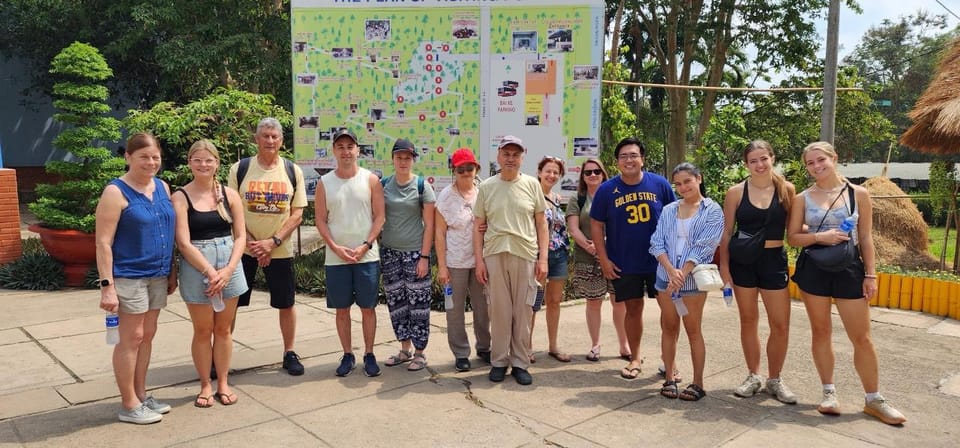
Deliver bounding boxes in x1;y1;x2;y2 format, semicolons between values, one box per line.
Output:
29;42;126;232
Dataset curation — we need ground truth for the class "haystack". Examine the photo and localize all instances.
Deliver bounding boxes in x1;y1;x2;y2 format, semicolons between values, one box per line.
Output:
863;177;940;270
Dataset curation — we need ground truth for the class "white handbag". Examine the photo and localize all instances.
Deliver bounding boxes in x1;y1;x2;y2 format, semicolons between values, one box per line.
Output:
691;264;723;292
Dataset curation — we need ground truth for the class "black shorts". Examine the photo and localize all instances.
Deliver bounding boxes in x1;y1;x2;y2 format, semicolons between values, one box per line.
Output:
730;247;789;290
612;273;657;302
790;249;865;299
238;254;296;309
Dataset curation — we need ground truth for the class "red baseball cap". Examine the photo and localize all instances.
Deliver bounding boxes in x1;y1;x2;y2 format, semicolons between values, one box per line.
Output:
451;148;479;168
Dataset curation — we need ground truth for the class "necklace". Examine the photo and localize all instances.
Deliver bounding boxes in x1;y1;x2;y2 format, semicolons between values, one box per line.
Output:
812;183;843;193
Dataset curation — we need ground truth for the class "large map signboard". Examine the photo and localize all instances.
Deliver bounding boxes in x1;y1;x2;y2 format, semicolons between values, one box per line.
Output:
291;0;604;198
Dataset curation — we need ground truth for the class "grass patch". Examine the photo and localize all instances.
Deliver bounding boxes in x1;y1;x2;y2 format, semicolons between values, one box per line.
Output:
928;226;957;267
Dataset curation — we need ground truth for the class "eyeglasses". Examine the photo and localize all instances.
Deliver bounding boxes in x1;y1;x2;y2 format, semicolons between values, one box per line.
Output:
541;156;562;162
583;169;603;176
190;158;218;165
618;153;641;161
455;165;476;174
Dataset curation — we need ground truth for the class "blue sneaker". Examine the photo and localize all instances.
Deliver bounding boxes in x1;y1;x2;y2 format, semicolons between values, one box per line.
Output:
335;353;356;377
363;353;381;377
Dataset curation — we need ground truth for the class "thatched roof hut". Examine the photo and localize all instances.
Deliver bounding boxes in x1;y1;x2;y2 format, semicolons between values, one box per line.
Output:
901;37;960;154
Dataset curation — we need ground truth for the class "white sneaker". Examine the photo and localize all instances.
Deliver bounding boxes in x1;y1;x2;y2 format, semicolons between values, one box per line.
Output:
864;395;906;425
118;403;163;425
766;378;798;404
142;396;171;414
734;373;763;398
817;390;841;415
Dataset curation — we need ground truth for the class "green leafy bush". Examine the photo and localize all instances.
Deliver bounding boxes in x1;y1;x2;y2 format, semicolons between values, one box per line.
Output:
0;253;66;290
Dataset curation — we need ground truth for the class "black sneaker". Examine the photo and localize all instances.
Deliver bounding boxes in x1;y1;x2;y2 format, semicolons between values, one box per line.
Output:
455;358;471;372
363;353;381;377
283;351;305;376
477;350;491;364
488;366;508;382
511;367;533;386
336;353;356;377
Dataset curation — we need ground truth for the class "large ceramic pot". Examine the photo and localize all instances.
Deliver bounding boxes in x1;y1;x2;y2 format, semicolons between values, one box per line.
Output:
28;224;96;287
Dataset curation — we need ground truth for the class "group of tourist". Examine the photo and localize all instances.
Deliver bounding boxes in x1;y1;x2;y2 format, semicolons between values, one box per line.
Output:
94;118;905;426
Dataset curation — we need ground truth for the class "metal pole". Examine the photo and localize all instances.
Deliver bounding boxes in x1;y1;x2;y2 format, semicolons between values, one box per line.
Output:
820;0;840;143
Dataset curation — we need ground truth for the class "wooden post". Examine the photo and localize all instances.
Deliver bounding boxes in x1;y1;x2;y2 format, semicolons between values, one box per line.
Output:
0;169;23;264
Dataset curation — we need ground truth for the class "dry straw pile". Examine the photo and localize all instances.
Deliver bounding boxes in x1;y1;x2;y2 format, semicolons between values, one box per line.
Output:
863;177;940;270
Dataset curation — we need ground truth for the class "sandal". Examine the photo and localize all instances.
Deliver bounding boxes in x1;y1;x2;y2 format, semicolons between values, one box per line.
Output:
407;353;427;371
586;346;601;362
194;394;214;408
384;350;413;367
620;366;641;380
657;365;683;383
660;380;679;399
548;351;572;363
215;392;238;406
529;353;536;364
679;383;707;402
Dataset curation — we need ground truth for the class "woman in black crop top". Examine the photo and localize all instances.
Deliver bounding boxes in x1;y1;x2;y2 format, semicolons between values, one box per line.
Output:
718;140;798;404
171;140;247;408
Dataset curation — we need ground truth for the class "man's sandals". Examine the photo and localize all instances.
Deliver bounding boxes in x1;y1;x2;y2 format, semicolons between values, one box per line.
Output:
661;382;706;401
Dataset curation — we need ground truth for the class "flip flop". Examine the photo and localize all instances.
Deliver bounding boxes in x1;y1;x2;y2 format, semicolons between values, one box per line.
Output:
620;366;641;380
586;346;601;362
194;394;214;408
215;392;238;406
548;352;572;363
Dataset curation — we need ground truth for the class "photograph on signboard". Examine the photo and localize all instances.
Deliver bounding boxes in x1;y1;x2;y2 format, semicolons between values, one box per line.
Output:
452;18;478;39
573;137;599;156
365;19;391;41
293;41;307;52
527;62;548;74
512;31;538;53
296;74;317;86
573;65;599;80
331;48;353;59
547;29;573;52
298;116;319;129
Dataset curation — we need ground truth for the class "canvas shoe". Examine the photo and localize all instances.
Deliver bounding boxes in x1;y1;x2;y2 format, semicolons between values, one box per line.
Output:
734;373;763;398
766;378;798;404
864;395;907;425
142;396;171;414
118;403;163;425
817;389;841;415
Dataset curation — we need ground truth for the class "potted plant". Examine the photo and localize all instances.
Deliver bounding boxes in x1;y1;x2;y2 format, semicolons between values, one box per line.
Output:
28;42;125;286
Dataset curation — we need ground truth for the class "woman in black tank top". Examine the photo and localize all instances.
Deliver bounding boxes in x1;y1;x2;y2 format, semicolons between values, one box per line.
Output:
170;140;247;408
719;140;798;404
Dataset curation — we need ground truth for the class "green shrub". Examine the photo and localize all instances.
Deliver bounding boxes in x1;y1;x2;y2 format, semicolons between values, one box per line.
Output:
0;253;66;290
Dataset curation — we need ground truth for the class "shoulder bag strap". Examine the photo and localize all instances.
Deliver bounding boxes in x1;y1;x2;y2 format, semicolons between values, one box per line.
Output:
813;184;849;232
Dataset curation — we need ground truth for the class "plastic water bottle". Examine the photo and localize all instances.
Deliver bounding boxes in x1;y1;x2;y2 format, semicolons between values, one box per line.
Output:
203;277;225;312
839;216;856;233
722;283;734;307
443;283;454;310
672;292;688;317
105;313;119;345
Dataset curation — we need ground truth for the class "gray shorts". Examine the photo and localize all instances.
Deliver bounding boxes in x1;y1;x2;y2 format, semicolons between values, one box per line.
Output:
116;277;169;314
179;236;248;304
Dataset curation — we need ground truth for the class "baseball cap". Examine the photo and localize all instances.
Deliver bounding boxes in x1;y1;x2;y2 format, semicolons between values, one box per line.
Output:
451;148;479;168
392;138;418;157
332;128;358;145
498;135;526;152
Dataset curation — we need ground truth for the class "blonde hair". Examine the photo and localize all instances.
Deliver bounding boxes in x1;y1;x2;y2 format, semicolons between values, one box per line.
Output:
802;141;847;184
188;139;232;224
744;140;791;210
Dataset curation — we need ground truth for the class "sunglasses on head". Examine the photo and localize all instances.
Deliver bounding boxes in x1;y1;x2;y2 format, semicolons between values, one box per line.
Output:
582;169;603;176
455;165;475;174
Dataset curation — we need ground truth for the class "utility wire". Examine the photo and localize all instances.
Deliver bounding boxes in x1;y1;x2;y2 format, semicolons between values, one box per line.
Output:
935;0;960;22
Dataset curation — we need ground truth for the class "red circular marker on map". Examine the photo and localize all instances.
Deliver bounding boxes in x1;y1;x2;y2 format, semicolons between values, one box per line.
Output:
397;96;404;103
425;44;433;51
425;64;433;71
437;146;444;153
435;77;442;84
442;44;450;52
419;114;426;121
435;65;443;72
426;54;433;61
439;110;447;118
428;176;435;183
435;87;443;94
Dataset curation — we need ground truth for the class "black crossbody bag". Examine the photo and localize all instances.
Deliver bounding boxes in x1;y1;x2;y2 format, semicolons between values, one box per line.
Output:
728;185;774;265
800;184;858;272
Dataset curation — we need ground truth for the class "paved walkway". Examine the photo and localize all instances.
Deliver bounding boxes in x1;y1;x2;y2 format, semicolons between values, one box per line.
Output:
1;280;959;447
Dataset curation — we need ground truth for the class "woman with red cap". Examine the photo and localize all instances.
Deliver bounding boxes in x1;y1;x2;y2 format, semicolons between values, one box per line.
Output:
435;148;491;372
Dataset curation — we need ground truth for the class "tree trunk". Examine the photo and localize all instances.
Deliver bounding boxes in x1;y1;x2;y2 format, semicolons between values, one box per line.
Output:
692;0;735;150
609;0;626;63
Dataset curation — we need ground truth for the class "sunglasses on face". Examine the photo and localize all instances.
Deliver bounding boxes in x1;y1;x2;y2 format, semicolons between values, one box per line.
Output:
455;165;475;174
582;169;603;176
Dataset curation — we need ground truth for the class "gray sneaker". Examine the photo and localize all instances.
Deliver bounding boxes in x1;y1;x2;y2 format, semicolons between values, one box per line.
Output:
118;403;163;425
817;389;841;415
766;378;797;404
734;373;763;398
864;395;906;425
142;396;171;414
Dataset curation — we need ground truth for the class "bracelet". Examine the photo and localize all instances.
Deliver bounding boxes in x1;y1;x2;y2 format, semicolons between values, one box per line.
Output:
864;274;877;279
813;232;819;243
419;255;430;260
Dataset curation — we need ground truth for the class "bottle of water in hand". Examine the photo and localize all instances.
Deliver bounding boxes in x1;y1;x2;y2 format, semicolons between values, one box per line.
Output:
443;283;454;310
722;283;734;307
672;292;688;317
839;216;856;233
105;313;119;345
203;277;226;312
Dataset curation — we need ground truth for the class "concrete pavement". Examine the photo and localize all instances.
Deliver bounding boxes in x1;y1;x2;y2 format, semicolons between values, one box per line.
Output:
1;278;959;447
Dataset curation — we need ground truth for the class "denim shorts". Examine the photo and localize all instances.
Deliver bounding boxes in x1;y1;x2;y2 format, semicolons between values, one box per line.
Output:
179;236;248;304
654;277;702;297
326;261;380;309
547;247;569;279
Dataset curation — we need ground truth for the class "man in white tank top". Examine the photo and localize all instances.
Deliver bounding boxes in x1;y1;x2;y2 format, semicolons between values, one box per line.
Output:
315;129;386;377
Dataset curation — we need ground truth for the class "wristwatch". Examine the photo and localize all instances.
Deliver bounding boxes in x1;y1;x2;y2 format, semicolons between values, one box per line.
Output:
364;240;374;249
99;279;112;288
420;255;430;260
271;235;282;246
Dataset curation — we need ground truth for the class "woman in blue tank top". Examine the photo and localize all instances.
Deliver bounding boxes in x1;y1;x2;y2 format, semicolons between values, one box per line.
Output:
171;140;248;408
95;133;176;424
